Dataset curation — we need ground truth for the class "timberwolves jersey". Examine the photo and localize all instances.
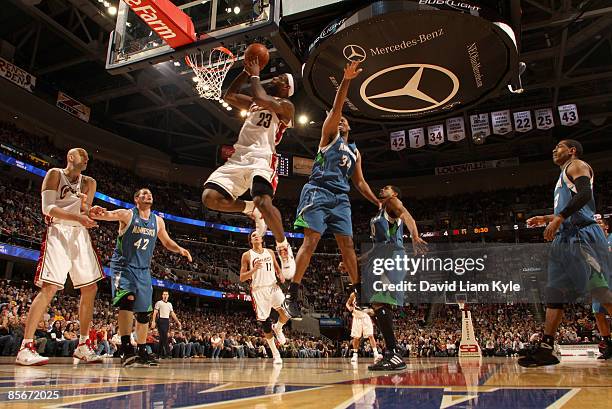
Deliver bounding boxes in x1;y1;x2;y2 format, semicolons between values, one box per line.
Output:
309;134;358;193
111;208;158;269
553;160;596;230
248;249;275;289
370;208;404;248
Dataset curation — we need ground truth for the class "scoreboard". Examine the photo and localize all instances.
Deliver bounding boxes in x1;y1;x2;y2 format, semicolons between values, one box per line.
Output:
276;153;290;177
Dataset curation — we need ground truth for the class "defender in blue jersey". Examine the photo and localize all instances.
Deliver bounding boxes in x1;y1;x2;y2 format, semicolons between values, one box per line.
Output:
285;61;380;319
519;140;612;367
365;186;427;371
593;216;612;359
91;188;192;367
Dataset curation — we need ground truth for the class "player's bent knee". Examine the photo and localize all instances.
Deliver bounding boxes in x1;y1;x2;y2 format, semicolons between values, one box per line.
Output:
135;311;151;324
261;319;272;334
117;293;136;311
79;283;97;296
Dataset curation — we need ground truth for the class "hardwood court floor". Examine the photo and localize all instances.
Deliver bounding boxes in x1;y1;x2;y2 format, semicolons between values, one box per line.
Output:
0;357;611;408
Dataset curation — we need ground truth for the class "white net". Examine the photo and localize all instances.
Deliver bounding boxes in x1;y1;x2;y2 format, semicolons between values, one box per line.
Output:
186;47;236;100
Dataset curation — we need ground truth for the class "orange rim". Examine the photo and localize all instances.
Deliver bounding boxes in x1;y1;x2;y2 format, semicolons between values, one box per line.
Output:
185;47;236;73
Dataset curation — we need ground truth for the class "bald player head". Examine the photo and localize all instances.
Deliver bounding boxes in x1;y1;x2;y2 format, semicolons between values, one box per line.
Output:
66;148;89;172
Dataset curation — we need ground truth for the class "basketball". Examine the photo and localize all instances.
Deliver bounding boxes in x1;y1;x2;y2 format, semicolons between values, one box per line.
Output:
244;43;269;69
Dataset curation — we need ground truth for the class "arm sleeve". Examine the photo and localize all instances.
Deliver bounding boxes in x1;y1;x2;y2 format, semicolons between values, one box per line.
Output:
559;176;592;219
41;190;57;216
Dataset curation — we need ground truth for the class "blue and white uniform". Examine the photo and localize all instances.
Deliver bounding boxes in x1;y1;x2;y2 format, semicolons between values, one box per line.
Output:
363;208;406;306
294;134;358;236
111;208;158;312
548;161;609;301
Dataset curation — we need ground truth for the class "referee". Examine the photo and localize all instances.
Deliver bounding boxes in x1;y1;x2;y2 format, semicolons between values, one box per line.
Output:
151;290;182;358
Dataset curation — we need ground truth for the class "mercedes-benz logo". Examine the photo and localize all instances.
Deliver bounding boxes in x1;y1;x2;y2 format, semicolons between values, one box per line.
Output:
359;64;460;113
343;44;367;62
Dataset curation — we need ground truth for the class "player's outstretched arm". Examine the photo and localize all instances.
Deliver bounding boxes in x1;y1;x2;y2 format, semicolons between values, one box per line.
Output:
90;208;131;224
244;59;294;123
156;216;192;262
321;61;362;147
387;197;428;255
223;70;253;110
351;152;381;208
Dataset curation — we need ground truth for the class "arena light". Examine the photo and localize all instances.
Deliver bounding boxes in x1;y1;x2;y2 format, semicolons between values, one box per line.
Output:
298;114;308;125
222;101;229;108
192;76;198;82
240;110;247;117
173;61;181;67
108;6;117;15
226;106;232;111
233;6;240;14
103;1;110;7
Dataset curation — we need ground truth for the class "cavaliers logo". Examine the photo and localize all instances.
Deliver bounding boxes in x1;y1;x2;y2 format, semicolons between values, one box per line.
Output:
60;184;77;200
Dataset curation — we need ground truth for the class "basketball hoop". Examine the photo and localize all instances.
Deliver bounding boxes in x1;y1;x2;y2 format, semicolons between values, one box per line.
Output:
185;47;236;100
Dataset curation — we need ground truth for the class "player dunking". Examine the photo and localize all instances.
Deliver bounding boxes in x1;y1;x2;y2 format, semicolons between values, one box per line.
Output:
594;216;611;359
345;290;381;364
367;185;427;370
519;140;612;367
90;188;192;367
202;57;296;279
240;231;289;365
285;61;380;319
16;148;103;366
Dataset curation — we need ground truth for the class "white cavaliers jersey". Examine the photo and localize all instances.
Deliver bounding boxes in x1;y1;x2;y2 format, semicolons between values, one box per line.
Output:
248;249;276;289
230;102;290;162
47;170;83;226
350;298;368;318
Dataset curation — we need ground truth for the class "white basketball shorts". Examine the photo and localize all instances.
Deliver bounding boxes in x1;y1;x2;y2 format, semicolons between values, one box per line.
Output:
351;315;374;338
251;284;285;321
204;152;278;199
35;223;105;289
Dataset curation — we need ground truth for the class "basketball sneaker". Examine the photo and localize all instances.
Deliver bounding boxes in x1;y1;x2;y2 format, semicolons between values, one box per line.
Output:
350;352;358;364
15;342;49;366
276;240;296;280
373;351;382;363
121;352;138;367
597;341;612;360
368;351;406;371
283;293;302;320
272;322;286;345
250;207;267;237
74;339;103;363
517;342;560;367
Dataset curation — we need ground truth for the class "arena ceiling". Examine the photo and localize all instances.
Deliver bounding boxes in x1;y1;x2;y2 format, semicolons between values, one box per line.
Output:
1;0;612;179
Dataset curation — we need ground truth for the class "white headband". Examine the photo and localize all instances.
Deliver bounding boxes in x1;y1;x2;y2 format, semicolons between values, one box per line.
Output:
285;73;295;97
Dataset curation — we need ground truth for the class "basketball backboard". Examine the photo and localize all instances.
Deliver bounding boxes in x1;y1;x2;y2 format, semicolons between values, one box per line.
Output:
106;0;280;73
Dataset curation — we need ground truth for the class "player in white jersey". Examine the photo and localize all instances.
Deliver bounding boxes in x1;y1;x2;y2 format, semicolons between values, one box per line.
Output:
16;148;104;366
240;231;289;365
203;57;296;281
345;266;381;364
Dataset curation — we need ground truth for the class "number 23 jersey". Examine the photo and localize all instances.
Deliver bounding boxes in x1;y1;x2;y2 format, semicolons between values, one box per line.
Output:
230;101;289;163
111;208;158;270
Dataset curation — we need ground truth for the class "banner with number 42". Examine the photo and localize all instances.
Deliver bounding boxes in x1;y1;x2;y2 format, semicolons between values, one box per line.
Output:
389;130;406;151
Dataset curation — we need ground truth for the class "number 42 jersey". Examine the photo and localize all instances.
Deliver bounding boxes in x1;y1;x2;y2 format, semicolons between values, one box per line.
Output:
111;208;158;270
